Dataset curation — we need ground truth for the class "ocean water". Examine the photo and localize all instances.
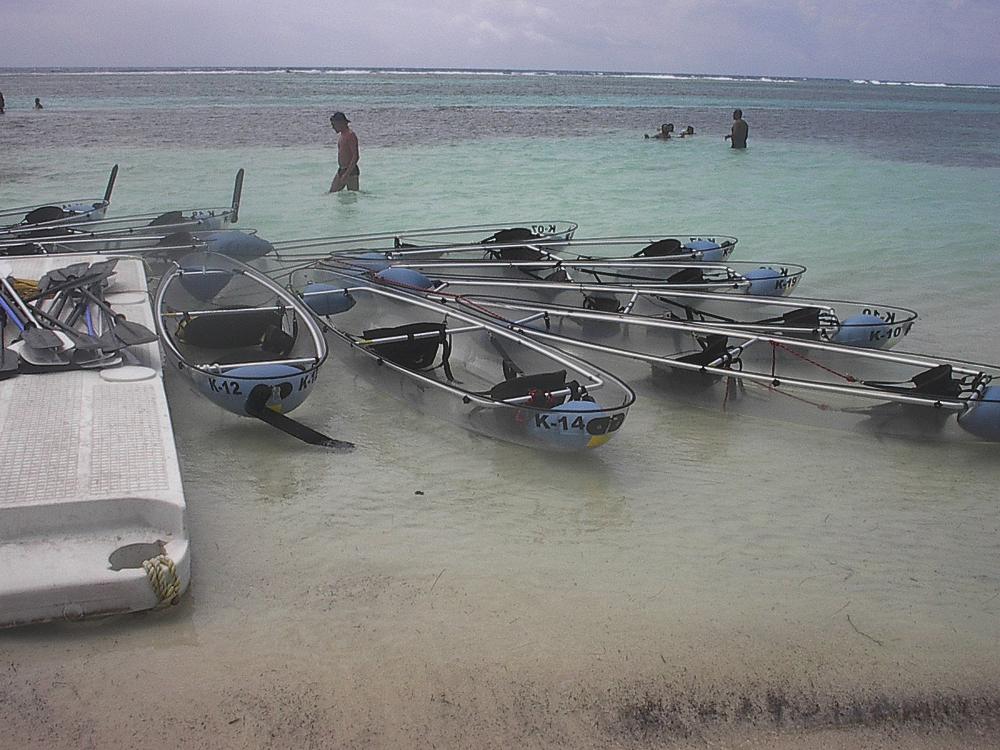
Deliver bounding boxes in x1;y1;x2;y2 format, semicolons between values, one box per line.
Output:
1;68;1000;747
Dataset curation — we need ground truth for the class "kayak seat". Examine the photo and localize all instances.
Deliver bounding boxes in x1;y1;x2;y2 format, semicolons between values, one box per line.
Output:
866;364;964;399
912;364;963;398
583;295;621;313
667;267;705;284
363;322;454;379
677;335;731;367
148;210;185;227
489;370;567;404
176;308;284;349
634;238;683;257
22;206;67;225
481;227;540;244
781;307;823;328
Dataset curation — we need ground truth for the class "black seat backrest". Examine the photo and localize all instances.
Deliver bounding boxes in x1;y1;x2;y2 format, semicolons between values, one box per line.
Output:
677;335;730;367
148;210;185;227
363;322;445;370
634;238;683;257
481;227;540;244
781;307;822;328
583;295;620;313
911;364;963;398
23;205;67;225
667;267;704;284
178;308;284;348
489;370;567;401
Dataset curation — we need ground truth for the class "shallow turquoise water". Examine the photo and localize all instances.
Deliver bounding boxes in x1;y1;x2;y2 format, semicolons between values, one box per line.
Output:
1;71;999;744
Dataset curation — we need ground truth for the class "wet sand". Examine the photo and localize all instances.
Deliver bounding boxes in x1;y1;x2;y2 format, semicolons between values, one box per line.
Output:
2;368;998;749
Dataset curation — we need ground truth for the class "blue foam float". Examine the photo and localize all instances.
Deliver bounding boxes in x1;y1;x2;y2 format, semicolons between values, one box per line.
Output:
957;385;1000;441
301;283;355;316
375;267;435;290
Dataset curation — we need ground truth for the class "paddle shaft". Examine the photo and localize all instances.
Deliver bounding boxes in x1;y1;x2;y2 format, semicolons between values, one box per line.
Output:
245;385;354;451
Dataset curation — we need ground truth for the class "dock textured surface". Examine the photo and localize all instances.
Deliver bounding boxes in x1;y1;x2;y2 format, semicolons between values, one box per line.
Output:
0;255;188;628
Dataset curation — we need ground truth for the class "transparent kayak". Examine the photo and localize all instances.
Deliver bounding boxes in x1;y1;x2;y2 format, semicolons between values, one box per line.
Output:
444;294;1000;443
289;268;636;451
154;251;339;448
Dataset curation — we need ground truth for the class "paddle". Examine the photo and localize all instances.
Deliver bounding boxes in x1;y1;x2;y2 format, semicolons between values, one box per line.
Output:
23;267;118;303
230;168;245;224
38;261;92;290
0;279;67;351
79;286;158;346
0;311;22;380
103;164;119;206
26;301;104;351
244;384;355;451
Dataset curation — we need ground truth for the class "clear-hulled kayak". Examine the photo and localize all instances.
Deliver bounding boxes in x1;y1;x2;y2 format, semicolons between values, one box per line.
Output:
0;169;244;255
154;251;350;450
290;269;635;451
300;264;916;350
270;251;806;299
442;294;1000;443
0;165;118;230
266;233;738;268
258;221;579;263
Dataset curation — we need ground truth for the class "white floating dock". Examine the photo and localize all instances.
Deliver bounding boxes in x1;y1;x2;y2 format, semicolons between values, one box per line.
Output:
0;255;189;628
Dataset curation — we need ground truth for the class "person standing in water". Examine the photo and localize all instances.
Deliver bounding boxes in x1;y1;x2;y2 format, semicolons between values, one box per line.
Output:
0;91;5;114
725;108;748;148
329;111;360;192
33;97;43;110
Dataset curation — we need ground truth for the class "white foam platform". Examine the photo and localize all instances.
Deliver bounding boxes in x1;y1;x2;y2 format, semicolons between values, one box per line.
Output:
0;255;189;628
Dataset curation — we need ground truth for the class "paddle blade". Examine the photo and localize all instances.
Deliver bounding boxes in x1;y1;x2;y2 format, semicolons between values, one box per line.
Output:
22;326;65;350
0;347;20;379
103;164;119;204
245;385;355;451
96;330;127;352
109;318;159;346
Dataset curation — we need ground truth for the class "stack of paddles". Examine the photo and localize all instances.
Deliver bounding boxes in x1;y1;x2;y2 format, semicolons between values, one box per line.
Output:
0;259;157;378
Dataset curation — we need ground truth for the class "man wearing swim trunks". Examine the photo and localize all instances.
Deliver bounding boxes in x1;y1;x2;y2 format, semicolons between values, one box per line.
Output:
329;111;360;192
725;108;748;149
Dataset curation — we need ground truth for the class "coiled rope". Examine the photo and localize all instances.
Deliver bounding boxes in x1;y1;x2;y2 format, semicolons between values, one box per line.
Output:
142;554;182;605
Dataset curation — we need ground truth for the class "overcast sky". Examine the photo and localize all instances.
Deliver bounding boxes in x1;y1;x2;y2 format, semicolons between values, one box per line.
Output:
3;0;999;85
